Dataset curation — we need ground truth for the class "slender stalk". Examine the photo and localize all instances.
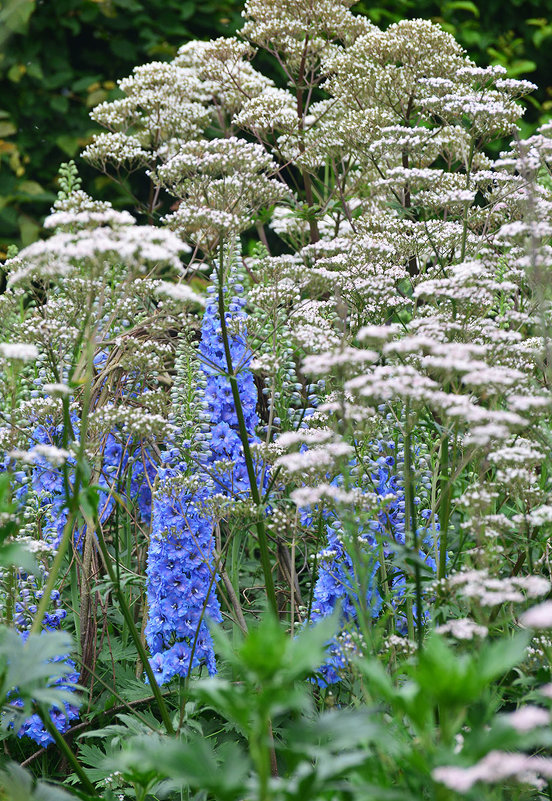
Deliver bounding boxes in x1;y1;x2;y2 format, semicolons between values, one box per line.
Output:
438;435;450;580
460;139;475;262
30;511;76;635
215;257;278;616
93;520;175;734
295;34;320;245
404;421;423;651
33;704;98;796
32;329;97;634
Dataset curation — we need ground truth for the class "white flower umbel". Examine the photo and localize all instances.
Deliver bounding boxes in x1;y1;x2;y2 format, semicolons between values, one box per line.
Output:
6;219;190;288
8;444;70;467
155;282;205;306
43;383;72;397
433;751;552;793
521;602;552;630
436;618;488;640
0;342;39;362
502;706;550;733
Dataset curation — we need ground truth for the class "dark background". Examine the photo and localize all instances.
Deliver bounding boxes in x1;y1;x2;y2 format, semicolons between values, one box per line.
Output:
1;0;551;255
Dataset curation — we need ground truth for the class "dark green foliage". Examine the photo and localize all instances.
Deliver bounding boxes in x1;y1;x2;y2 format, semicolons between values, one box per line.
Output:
1;0;552;253
0;0;243;252
0;474;37;575
0;762;77;801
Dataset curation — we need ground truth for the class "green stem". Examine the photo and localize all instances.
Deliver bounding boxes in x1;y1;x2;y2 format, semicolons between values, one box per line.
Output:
215;257;278;616
250;712;271;801
404;422;423;651
34;703;98;796
438;435;450;581
406;600;415;642
30;510;76;635
93;521;175;734
32;331;96;635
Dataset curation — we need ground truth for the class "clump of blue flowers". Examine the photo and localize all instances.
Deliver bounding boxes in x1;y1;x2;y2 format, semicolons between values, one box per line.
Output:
23;416;155;551
145;269;263;683
309;440;438;684
13;644;81;747
146;466;221;684
145;333;223;684
1;411;156;745
200;282;262;495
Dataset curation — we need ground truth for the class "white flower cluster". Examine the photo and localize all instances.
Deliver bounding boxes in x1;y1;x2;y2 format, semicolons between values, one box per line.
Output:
435;618;488;640
5;194;190;286
154;138;288;245
434;750;552;793
8;444;70;467
84;60;213;170
0;342;39;362
447;569;550;608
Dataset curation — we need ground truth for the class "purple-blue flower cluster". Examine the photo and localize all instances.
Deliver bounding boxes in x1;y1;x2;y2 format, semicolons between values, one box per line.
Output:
310;441;438;684
200;285;262;495
145;279;263;683
13;645;81;747
28;420;155;547
3;414;156;745
144;272;324;684
145;464;221;684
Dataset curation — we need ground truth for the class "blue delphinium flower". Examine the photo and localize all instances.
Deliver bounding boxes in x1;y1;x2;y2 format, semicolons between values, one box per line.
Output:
14;647;80;747
145;455;222;683
4;416;154;744
309;440;438;684
145;275;263;683
199;283;262;496
4;547;80;746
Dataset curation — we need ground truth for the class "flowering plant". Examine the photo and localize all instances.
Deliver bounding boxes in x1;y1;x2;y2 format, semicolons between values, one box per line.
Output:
1;1;552;798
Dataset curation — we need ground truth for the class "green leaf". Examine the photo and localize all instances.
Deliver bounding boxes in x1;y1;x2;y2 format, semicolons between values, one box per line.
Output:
56;134;82;157
0;0;36;36
0;763;76;801
193;677;250;731
113;0;144;11
7;64;25;83
113;735;250;801
72;75;103;93
354;656;397;704
49;94;70;114
443;0;479;17
0;628;81;732
0;542;38;573
284;708;385;757
85;88;108;108
533;27;552;48
476;633;530;684
211;611;339;685
26;61;43;80
286;611;340;680
0;121;17;137
507;59;537;76
18;179;45;196
179;1;196;19
79;483;99;522
17;213;40;246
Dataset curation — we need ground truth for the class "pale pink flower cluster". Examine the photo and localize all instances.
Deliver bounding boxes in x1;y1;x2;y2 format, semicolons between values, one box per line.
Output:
433;751;552;793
